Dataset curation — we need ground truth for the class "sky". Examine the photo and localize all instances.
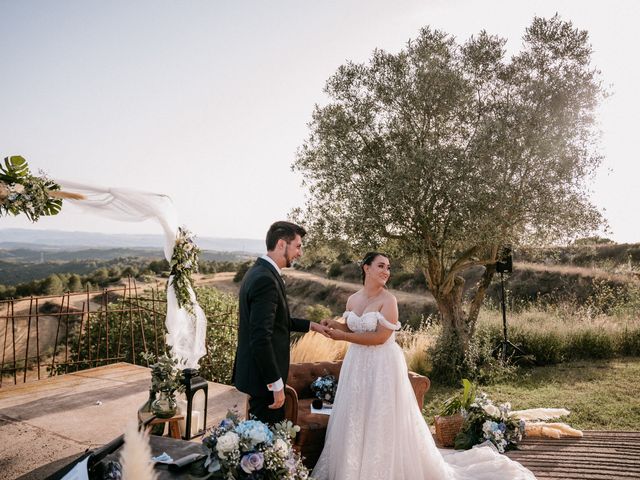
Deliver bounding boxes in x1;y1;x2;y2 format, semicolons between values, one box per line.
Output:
1;0;639;243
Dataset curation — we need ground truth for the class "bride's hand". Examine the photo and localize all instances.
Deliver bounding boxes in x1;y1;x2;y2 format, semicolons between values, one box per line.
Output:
327;328;345;341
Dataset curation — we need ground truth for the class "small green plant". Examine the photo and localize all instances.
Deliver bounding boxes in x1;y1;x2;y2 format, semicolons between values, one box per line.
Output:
141;352;185;394
439;378;476;416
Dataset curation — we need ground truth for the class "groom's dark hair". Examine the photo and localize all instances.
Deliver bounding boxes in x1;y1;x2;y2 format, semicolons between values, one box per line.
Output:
266;221;307;251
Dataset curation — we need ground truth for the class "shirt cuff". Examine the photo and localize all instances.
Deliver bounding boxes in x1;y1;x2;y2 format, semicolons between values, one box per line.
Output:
267;378;284;392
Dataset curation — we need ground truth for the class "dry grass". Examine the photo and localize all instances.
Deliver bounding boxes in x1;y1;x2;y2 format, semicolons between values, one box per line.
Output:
479;302;640;335
290;329;348;363
397;326;437;376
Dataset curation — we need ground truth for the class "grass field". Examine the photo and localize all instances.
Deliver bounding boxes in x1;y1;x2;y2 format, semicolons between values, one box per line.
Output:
422;357;640;430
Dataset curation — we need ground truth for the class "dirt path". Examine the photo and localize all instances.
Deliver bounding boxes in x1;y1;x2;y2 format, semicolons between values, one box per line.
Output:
282;269;436;307
515;261;640;284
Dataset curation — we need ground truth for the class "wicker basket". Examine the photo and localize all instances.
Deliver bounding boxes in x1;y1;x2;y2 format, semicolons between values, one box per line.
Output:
434;413;464;447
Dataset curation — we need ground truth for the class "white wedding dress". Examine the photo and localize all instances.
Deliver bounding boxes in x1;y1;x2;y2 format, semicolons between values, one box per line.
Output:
312;311;536;480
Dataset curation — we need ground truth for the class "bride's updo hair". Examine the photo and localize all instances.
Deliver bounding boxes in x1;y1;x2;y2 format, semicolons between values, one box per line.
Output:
360;251;389;284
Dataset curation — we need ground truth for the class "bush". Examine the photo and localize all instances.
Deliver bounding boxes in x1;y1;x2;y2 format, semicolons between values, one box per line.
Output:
305;304;333;322
567;330;614;360
326;262;342;278
195;287;238;385
233;261;252;283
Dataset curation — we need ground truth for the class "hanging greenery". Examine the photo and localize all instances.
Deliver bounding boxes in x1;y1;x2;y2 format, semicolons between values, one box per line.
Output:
170;226;201;316
0;155;63;222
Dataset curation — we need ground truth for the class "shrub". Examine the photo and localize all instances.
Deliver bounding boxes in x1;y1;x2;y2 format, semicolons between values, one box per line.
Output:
233;261;252;283
305;304;333;322
326;262;342;278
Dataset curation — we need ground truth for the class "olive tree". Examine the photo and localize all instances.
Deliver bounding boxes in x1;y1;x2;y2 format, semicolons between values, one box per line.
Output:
293;16;606;382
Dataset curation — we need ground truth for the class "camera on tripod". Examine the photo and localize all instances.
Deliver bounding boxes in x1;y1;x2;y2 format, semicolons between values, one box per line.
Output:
496;246;512;274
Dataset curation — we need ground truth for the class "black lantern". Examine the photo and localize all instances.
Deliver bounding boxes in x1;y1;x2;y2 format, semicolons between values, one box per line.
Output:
181;368;208;439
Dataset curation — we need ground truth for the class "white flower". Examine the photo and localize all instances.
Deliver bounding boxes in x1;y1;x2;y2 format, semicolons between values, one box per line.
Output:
216;431;240;458
482;404;501;418
11;184;25;194
482;420;496;435
274;438;290;457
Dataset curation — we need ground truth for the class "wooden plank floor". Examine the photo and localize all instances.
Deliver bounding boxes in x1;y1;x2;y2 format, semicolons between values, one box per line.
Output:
506;431;640;479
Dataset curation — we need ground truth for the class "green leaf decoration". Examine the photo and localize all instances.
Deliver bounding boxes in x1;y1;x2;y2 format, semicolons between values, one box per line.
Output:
0;155;64;222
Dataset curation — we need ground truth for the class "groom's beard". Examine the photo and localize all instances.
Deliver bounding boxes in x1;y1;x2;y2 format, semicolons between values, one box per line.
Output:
284;248;295;268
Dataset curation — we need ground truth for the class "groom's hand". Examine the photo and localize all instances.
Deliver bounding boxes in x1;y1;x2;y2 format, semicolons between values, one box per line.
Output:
269;387;285;409
309;322;331;337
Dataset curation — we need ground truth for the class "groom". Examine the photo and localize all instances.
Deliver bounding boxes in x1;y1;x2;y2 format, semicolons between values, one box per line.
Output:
232;221;329;424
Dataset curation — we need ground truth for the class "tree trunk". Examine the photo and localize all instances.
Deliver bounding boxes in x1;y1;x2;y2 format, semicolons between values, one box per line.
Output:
430;274;474;384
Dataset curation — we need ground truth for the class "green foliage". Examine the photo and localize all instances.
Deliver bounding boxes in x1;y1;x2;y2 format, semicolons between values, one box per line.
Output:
233;261;252;283
439;378;476;416
305;304;332;323
326;262;342;278
195;287;238;385
169;227;200;315
0;155;62;221
141;351;185;394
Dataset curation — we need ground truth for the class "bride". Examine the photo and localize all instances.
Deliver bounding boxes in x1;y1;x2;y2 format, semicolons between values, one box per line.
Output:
312;252;536;480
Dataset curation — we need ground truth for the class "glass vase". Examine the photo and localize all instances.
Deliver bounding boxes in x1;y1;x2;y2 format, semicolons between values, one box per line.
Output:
138;389;165;435
151;390;177;418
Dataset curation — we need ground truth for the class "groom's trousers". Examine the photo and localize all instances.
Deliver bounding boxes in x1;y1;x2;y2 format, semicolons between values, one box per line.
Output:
248;394;286;425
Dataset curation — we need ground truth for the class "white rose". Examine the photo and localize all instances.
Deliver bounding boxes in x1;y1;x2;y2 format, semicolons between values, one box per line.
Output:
482;404;501;418
216;431;240;458
274;438;290;457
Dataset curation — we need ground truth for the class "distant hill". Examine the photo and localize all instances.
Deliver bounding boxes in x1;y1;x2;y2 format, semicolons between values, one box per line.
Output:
0;228;263;253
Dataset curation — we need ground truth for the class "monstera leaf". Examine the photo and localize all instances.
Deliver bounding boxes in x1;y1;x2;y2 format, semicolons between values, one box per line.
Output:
0;155;63;221
0;155;30;182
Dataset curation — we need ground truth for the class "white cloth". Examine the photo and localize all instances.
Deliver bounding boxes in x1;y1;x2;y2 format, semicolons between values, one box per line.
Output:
56;180;207;368
312;311;537;480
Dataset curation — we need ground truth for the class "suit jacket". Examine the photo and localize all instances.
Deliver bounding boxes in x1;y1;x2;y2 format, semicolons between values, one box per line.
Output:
232;257;310;398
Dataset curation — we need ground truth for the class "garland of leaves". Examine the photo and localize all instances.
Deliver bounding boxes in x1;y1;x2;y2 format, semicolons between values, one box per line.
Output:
0;156;62;222
169;226;201;315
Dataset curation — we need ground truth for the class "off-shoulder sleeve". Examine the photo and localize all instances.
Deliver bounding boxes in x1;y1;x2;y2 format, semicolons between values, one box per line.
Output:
342;311;350;319
376;312;401;331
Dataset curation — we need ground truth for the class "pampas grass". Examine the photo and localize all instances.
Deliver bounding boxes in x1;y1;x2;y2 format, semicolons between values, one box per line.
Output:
397;326;436;376
291;328;348;363
120;422;157;480
47;190;86;200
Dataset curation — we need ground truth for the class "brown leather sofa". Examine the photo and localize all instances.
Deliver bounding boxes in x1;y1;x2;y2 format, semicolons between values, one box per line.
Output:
284;360;430;468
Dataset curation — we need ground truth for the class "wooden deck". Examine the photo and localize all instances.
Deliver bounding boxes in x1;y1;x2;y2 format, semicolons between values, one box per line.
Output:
506;431;640;479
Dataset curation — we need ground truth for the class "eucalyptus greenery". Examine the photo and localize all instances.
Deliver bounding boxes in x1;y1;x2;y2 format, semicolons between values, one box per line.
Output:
169;227;200;316
294;15;606;382
141;351;185;394
0;156;62;222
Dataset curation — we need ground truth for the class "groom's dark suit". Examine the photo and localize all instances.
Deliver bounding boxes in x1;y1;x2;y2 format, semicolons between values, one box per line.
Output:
232;257;310;423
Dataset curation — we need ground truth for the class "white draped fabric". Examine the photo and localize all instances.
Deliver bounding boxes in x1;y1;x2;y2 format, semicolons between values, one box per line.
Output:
57;180;207;369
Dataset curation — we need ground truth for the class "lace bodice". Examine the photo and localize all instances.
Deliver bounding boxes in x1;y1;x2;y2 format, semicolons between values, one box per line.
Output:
343;311;401;333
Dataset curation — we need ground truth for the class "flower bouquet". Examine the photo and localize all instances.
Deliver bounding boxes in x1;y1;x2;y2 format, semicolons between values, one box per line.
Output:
202;411;312;479
443;381;525;453
310;374;337;404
